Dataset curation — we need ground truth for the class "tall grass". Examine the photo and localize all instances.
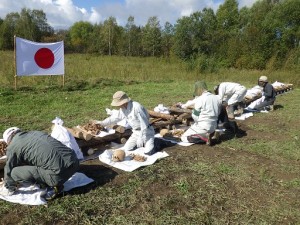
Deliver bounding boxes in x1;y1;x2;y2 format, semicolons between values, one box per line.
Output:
1;51;299;90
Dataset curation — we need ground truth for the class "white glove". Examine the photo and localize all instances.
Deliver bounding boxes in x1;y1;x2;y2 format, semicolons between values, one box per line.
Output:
136;136;144;148
0;185;14;196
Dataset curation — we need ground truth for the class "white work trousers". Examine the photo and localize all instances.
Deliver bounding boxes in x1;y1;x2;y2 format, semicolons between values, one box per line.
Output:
181;121;216;143
123;127;155;154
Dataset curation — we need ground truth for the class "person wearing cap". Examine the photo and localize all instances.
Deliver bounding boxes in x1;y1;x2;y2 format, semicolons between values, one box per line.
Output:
180;81;221;145
92;91;171;155
246;76;276;111
0;127;79;200
214;82;247;119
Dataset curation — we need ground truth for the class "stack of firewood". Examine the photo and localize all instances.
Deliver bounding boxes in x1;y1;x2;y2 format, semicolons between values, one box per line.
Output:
0;140;7;157
148;106;192;131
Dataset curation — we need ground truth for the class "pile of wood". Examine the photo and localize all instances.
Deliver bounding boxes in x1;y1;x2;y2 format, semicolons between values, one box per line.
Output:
0;141;7;170
67;124;132;151
0;140;7;158
148;106;192;131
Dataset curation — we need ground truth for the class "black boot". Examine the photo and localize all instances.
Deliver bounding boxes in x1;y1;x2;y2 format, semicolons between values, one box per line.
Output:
145;138;176;156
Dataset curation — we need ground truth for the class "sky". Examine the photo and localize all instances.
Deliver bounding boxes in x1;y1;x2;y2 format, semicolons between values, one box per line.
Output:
0;0;259;30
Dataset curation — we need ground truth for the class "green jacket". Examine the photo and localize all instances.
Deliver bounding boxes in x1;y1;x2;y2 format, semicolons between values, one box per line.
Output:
4;131;79;190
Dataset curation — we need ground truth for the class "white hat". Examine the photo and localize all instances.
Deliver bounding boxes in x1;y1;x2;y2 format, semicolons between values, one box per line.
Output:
259;76;268;82
3;127;20;143
111;91;131;107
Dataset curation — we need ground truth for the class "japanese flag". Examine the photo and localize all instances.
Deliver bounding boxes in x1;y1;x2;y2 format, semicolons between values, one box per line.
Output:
16;37;64;76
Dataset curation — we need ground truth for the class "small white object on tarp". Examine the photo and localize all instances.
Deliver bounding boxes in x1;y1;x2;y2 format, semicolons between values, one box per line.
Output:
51;117;84;160
154;104;170;114
99;148;169;172
0;172;94;205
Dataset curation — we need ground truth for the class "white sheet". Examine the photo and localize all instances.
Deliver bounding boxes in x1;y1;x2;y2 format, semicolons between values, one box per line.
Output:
0;172;94;205
234;112;254;120
99;148;169;172
154;133;194;146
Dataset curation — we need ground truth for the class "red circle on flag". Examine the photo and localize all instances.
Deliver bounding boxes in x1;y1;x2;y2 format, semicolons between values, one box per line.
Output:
34;48;55;69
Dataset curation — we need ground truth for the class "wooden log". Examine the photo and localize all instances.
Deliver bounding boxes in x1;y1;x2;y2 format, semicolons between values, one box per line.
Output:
147;110;176;120
111;125;125;134
152;120;181;130
149;117;163;124
66;127;93;141
76;129;132;150
177;112;192;121
168;106;192;114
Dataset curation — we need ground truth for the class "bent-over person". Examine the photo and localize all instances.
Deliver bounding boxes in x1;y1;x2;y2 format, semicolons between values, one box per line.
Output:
1;127;79;201
214;82;247;119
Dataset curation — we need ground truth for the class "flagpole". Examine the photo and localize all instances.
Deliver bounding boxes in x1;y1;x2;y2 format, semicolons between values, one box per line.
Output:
14;35;17;90
62;74;65;87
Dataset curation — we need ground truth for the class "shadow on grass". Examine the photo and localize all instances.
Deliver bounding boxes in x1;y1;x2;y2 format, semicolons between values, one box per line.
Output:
217;125;247;144
274;104;283;110
67;164;119;195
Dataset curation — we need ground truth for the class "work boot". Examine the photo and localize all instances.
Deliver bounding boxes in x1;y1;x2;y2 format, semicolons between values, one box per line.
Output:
228;121;238;135
269;105;274;111
145;138;176;156
206;132;215;146
212;131;220;141
42;185;64;201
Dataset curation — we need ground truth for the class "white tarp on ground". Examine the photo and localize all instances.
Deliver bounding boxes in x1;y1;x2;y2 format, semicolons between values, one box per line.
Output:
99;148;169;172
0;172;94;205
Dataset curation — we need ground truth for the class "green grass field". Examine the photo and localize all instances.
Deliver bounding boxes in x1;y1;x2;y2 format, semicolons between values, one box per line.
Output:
0;51;299;224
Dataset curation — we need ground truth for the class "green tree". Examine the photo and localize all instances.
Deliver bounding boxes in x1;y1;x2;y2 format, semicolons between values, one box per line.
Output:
69;21;94;52
161;21;174;58
142;16;162;56
215;0;240;67
100;17;122;56
173;16;193;59
0;12;19;49
124;16;142;56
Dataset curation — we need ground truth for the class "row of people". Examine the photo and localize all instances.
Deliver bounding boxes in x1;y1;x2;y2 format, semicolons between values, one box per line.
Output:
0;76;276;201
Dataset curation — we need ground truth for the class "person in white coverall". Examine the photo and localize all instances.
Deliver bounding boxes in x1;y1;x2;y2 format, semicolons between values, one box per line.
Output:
181;81;221;145
92;91;161;155
214;82;247;119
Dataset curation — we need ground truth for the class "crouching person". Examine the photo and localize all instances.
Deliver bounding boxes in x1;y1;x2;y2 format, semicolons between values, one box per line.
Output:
92;91;173;156
181;81;221;146
1;127;79;201
246;76;276;111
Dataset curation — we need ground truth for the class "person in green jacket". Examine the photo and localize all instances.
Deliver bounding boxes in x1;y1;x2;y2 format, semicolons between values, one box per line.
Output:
1;127;79;201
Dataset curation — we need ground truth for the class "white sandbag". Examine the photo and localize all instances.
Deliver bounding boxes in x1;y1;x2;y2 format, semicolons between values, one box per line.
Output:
51;117;84;160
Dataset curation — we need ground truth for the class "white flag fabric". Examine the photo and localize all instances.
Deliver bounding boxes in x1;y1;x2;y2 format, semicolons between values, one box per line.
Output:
16;37;64;76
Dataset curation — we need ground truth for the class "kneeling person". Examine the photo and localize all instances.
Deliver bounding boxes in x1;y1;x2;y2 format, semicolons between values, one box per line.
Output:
181;81;221;145
2;127;79;201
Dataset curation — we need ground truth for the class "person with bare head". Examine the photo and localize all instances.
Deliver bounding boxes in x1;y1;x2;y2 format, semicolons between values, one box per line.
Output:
214;82;247;119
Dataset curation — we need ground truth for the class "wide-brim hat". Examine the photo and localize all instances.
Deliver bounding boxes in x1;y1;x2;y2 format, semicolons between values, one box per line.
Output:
3;127;20;143
111;91;131;107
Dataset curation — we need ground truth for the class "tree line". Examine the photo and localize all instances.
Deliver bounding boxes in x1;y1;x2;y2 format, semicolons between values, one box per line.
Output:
0;0;299;72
